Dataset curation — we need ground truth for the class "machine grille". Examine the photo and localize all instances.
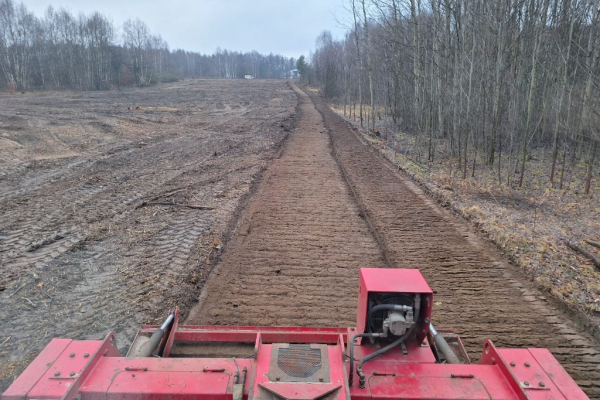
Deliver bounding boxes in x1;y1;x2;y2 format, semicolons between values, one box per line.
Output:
277;344;322;378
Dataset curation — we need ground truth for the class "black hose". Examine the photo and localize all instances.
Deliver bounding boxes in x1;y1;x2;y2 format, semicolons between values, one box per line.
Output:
354;294;422;388
356;324;417;388
349;333;384;387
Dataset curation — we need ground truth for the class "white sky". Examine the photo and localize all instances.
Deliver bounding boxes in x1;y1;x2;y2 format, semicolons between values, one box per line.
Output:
21;0;349;58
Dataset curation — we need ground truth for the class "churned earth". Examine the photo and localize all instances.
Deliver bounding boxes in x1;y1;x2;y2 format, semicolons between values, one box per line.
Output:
0;79;295;389
0;79;598;398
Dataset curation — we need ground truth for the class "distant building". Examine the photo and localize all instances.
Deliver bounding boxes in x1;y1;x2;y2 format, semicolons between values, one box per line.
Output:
288;69;300;79
244;75;254;79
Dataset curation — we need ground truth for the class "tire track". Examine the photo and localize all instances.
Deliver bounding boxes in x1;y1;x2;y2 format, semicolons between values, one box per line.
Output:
0;80;296;390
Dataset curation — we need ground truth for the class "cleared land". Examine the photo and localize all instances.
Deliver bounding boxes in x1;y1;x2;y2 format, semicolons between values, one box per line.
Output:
0;80;598;398
0;79;295;388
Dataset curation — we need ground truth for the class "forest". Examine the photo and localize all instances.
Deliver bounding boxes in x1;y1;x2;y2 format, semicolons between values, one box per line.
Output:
0;0;295;90
306;0;599;193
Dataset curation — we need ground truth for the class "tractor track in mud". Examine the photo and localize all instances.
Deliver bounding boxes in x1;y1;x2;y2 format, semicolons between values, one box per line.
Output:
0;80;296;390
189;82;600;398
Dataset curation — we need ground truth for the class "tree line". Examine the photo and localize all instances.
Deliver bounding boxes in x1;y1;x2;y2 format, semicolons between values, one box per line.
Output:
307;0;599;193
0;0;295;91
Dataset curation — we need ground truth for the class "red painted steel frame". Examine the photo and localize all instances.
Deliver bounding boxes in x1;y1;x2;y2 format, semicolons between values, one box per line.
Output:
357;268;433;344
2;268;589;400
2;327;587;400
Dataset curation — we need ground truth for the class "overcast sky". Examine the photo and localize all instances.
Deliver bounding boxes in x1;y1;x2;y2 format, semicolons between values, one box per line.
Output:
21;0;349;58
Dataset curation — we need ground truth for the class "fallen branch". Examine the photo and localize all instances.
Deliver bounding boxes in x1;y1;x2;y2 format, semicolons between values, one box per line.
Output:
21;296;36;307
149;188;187;202
8;283;26;298
137;201;214;211
584;240;600;250
565;241;600;270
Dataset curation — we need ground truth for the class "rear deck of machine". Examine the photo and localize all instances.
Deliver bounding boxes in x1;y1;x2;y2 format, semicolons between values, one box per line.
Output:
2;269;589;400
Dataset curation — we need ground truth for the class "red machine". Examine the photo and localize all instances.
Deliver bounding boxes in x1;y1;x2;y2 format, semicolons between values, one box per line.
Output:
3;268;589;400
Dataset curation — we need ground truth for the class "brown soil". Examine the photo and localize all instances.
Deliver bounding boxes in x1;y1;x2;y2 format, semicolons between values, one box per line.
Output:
188;81;600;398
185;80;386;327
0;79;295;389
1;79;598;398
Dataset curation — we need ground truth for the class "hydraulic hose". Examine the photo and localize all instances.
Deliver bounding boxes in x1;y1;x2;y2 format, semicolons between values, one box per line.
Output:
429;323;460;364
356;324;417;389
348;332;385;387
134;311;174;357
355;294;422;388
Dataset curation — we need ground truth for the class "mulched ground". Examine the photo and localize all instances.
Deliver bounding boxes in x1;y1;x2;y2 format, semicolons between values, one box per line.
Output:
348;124;600;329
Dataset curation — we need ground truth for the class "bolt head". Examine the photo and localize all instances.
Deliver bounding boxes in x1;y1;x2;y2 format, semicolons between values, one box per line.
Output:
510;361;516;367
69;372;76;377
54;371;61;377
539;382;546;387
84;353;90;358
524;362;530;367
523;381;530;386
69;353;75;358
275;377;280;381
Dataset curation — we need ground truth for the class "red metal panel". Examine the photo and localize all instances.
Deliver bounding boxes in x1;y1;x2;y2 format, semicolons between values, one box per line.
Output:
478;340;528;400
2;338;72;400
26;334;119;400
108;371;231;400
369;375;493;399
80;357;253;400
353;363;518;399
360;268;433;294
497;348;588;400
527;348;588;400
357;268;433;344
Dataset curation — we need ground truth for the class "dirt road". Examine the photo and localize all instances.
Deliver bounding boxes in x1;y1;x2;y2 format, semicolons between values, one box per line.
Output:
188;81;600;398
186;81;386;328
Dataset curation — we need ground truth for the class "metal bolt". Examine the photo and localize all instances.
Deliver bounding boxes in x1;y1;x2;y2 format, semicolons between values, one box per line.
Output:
539;382;545;387
319;378;324;382
69;372;76;377
54;371;61;377
69;353;75;358
84;353;90;358
524;362;530;367
424;318;430;323
510;362;516;367
523;381;530;386
275;377;280;381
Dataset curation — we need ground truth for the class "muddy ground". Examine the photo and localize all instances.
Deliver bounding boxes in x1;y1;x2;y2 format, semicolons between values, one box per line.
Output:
0;79;296;388
1;79;599;398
